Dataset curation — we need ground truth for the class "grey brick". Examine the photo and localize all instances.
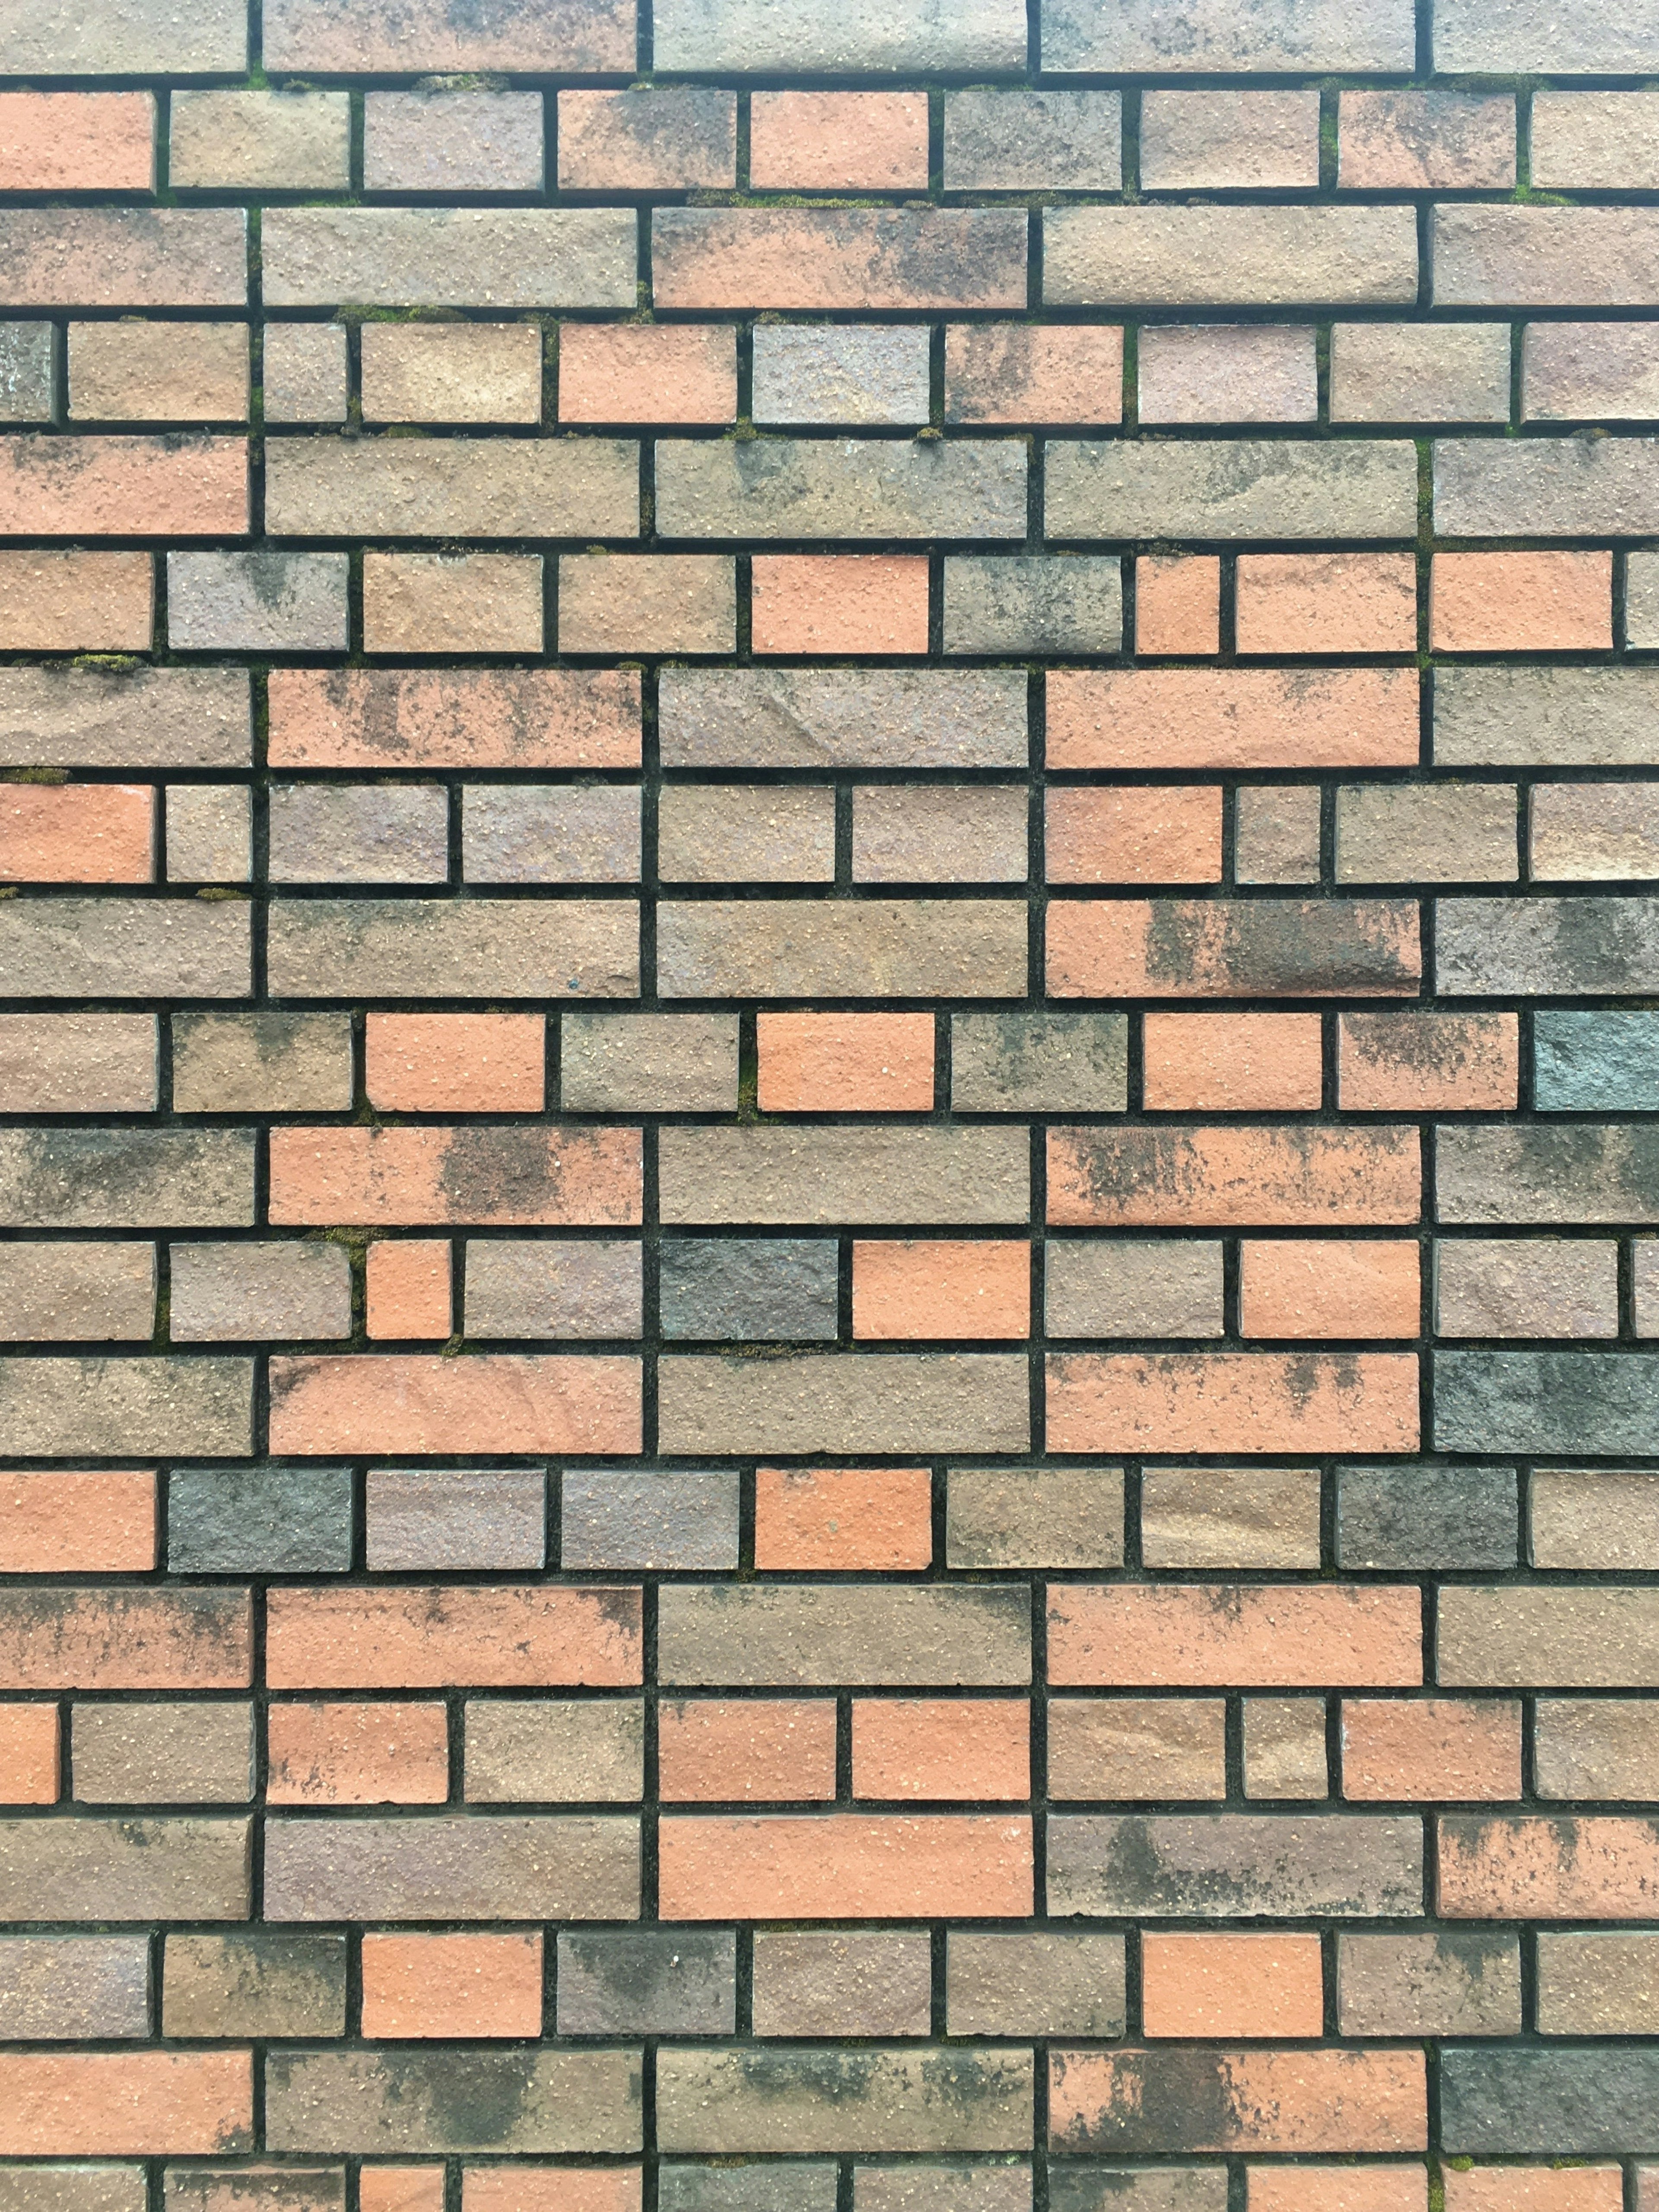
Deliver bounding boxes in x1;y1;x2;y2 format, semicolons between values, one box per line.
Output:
167;553;348;653
167;786;252;884
263;1816;638;1923
270;785;447;886
659;1352;1028;1456
946;1932;1125;2037
1435;1237;1618;1338
0;1818;249;1921
463;786;640;885
659;1239;839;1341
365;90;543;192
265;437;637;540
267;901;637;1000
753;328;931;428
661;2171;836;2212
0;1130;251;1230
0;1935;149;2039
560;1013;736;1113
264;2049;639;2156
945;1468;1124;1570
72;1702;253;1805
1434;205;1659;308
1633;552;1659;647
657;2048;1032;2156
0;1357;251;1458
658;786;835;885
1441;2047;1659;2157
852;787;1027;884
944;90;1121;190
0;1242;154;1341
0;666;248;772
655;439;1026;541
660;1129;1027;1227
1435;0;1659;68
1437;896;1659;995
1046;439;1417;540
162;1932;346;2039
1534;1699;1659;1798
1336;1464;1518;1570
0;323;52;421
0;0;244;70
952;1013;1127;1113
658;1585;1030;1688
560;1469;740;1570
0;1014;156;1115
1048;1814;1422;1918
0;2175;146;2212
464;1241;642;1339
943;557;1121;654
559;87;734;191
1330;323;1510;423
464;1700;642;1805
1046;1241;1224;1338
1438;1125;1659;1226
1337;1931;1520;2038
168;1467;352;1574
172;1014;352;1115
1049;2178;1224;2212
264;324;349;423
263;210;633;310
0;899;249;1000
1046;207;1416;307
1046;0;1413;69
659;671;1027;771
1437;436;1659;538
556;1931;736;2035
169;1243;350;1343
654;0;1024;69
1535;1012;1659;1111
753;1931;931;2037
1434;1351;1659;1456
365;1468;546;1571
1336;785;1517;884
1436;667;1659;768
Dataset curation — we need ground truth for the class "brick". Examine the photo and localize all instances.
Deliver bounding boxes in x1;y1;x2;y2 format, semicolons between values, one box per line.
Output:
465;1241;637;1340
1341;1698;1519;1801
655;210;1023;313
264;2049;639;2155
0;1936;148;2039
1050;897;1419;998
0;2053;252;2159
170;90;348;191
1444;2046;1659;2156
852;1699;1027;1800
1047;210;1415;308
167;1467;350;1574
266;438;635;540
661;1585;1027;1689
1432;551;1611;652
1243;1239;1418;1340
0;93;151;191
0;1242;154;1341
1441;896;1659;995
1532;1468;1659;1568
1142;1468;1320;1570
852;1241;1027;1341
0;1585;249;1692
944;556;1119;655
0;324;51;420
1141;326;1316;425
365;1468;545;1570
1330;324;1510;424
362;326;541;427
1435;206;1659;308
70;324;245;424
1047;788;1218;885
1049;1125;1419;1228
558;555;733;655
0;435;245;537
752;556;930;657
1338;1013;1517;1112
943;89;1118;189
365;553;543;656
657;2047;1030;2156
754;327;929;429
1440;1815;1659;1920
854;787;1027;882
1251;2174;1426;2212
366;90;542;192
463;2177;632;2212
1141;90;1318;189
952;1013;1126;1112
1;0;243;68
1337;1931;1520;2037
946;1468;1122;1570
0;212;245;309
0;1469;156;1573
1142;1932;1322;2039
1144;1012;1321;1112
73;1702;252;1805
661;1812;1031;1920
1049;1696;1225;1802
657;1698;835;1803
1049;439;1417;541
1434;1350;1659;1456
0;667;211;769
1049;1584;1418;1689
1238;553;1415;653
0;1705;57;1804
660;670;1024;769
558;325;734;426
662;1127;1024;1226
1435;1238;1617;1338
1530;782;1659;881
561;1013;736;1112
656;437;1025;540
856;2169;1029;2212
364;1014;540;1116
658;1240;832;1343
465;1700;642;1804
268;1701;448;1806
558;1931;735;2035
265;0;632;68
264;212;631;312
361;1933;542;2040
1340;90;1514;188
166;788;251;883
659;1351;1027;1456
1243;1699;1328;1800
162;2170;346;2212
754;1013;931;1113
1049;670;1417;769
1436;441;1659;539
265;1817;637;1927
1046;0;1414;70
267;1585;640;1690
1526;324;1659;421
0;2171;146;2212
1137;556;1221;655
1437;1127;1659;1225
752;92;928;190
0;550;152;649
465;785;639;885
270;670;639;772
1439;1586;1659;1690
1046;1241;1224;1338
1339;785;1518;885
1535;1932;1659;2037
264;327;348;423
945;326;1122;426
0;1817;248;1921
654;0;1023;71
0;1356;251;1458
756;1467;931;1570
0;1015;157;1115
168;1243;349;1344
561;1468;738;1571
0;782;153;884
1535;1700;1659;1799
1051;1348;1418;1455
1441;673;1659;775
946;1932;1124;2039
173;1015;348;1115
1049;2048;1424;2155
270;1125;639;1227
659;786;834;880
752;1931;929;2036
1533;91;1659;188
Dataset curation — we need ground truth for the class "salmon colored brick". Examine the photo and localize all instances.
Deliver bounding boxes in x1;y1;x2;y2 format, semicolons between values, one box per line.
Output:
658;1812;1033;1919
1142;1932;1324;2038
0;1703;58;1804
0;93;155;191
1049;2048;1426;2155
267;1353;642;1456
266;1585;641;1691
269;1126;642;1225
0;551;154;650
944;326;1124;426
1443;2171;1622;2212
1046;786;1222;884
1137;555;1222;655
267;1700;450;1805
756;1011;935;1112
754;1465;933;1571
1143;1012;1324;1111
653;210;1025;313
852;1240;1030;1342
0;1470;156;1572
0;785;154;884
268;669;642;771
1439;1816;1659;1919
1049;1349;1419;1455
465;2171;640;2212
0;2051;252;2156
1249;2168;1429;2212
1338;1012;1519;1112
1236;553;1417;654
750;92;930;191
1047;669;1419;770
0;436;246;536
851;1698;1030;1801
1047;898;1421;999
1341;1697;1522;1802
1431;551;1613;652
365;1240;452;1341
361;1932;543;2040
0;1589;251;1691
658;1698;836;1803
1048;1126;1422;1228
558;325;735;426
1047;1583;1422;1689
1239;1239;1421;1339
362;2172;446;2212
751;555;930;655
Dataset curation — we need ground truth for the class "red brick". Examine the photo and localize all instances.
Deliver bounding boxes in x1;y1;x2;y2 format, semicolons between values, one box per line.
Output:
851;1699;1029;1801
266;1586;641;1691
1048;1584;1422;1689
852;1240;1030;1341
0;1703;58;1803
750;92;929;191
754;1466;933;1571
0;94;154;191
559;325;735;426
1432;552;1613;652
0;1470;156;1573
1342;1698;1520;1801
1143;1012;1323;1111
269;1126;641;1226
267;669;641;770
1050;2048;1425;2155
1137;555;1221;654
1236;553;1417;654
659;1813;1032;1918
1142;1932;1323;2038
1046;787;1221;884
1049;1350;1418;1455
756;1012;935;1112
751;555;930;655
658;1699;836;1803
1048;897;1420;999
1338;1012;1519;1111
1048;670;1418;770
0;437;245;536
266;1354;642;1456
365;1241;452;1342
0;2052;252;2156
1049;1126;1421;1227
361;1932;542;2040
1444;2171;1621;2212
1239;1239;1421;1339
0;785;154;884
267;1700;449;1805
365;1014;545;1114
652;210;1025;312
1250;2172;1428;2212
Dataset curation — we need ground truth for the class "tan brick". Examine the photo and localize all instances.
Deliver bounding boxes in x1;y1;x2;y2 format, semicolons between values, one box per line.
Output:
361;325;542;426
170;91;349;191
558;556;733;655
69;325;246;423
363;554;543;656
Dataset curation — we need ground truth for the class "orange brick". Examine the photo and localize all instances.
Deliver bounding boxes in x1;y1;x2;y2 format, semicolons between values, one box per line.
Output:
1236;553;1417;654
753;1466;933;1571
362;2172;445;2212
0;1703;58;1804
1341;1698;1521;1802
267;1354;642;1457
1048;669;1418;770
267;1585;640;1692
465;2170;639;2212
1338;1012;1519;1112
270;1127;642;1226
1046;786;1221;884
361;1932;543;2040
1143;1012;1323;1112
269;669;641;772
852;1698;1029;1801
1249;2168;1428;2212
1048;1584;1422;1689
1049;1349;1419;1456
1049;1125;1421;1228
1137;555;1221;655
0;1589;251;1692
1444;2171;1621;2212
658;1813;1033;1919
852;1239;1029;1342
0;785;154;884
0;93;154;191
1439;1817;1659;1919
945;326;1124;426
1050;2047;1424;2155
1142;1932;1324;2039
0;550;154;650
365;1015;546;1115
658;1698;836;1803
558;324;735;426
751;555;930;655
1432;551;1612;652
267;1700;449;1805
756;1011;935;1112
0;1470;156;1573
365;1240;452;1341
1048;898;1420;1000
0;2051;251;2156
1239;1239;1421;1340
750;92;929;190
0;436;246;536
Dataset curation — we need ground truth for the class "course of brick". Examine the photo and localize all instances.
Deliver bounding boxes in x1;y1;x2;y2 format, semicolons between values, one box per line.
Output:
4;0;1659;2204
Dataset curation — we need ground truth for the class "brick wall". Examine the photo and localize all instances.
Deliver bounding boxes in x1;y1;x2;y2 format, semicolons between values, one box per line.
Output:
0;0;1657;2205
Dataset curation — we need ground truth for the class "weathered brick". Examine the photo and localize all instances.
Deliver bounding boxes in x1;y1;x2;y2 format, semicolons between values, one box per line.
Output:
1046;1241;1224;1338
0;897;249;1000
1338;1013;1518;1112
1049;1350;1418;1456
1338;1931;1520;2038
464;1699;642;1805
269;669;639;771
750;92;928;191
1532;1468;1659;1569
465;1243;639;1340
265;437;635;539
1050;1699;1224;1802
1049;440;1416;541
0;2053;253;2158
0;1936;148;2040
1434;1237;1617;1339
264;2050;640;2155
1336;1464;1518;1570
1141;1467;1321;1570
0;666;249;771
558;1932;735;2035
266;901;637;999
365;554;544;657
659;1352;1027;1456
0;213;245;309
1140;325;1316;426
660;670;1025;770
169;1243;349;1344
753;328;930;428
362;325;541;427
1047;209;1414;307
655;2047;1032;2153
365;1468;546;1570
72;1702;252;1806
558;556;732;655
170;90;349;191
0;1357;251;1457
1331;323;1510;424
853;787;1027;884
1049;1584;1419;1689
1049;1125;1419;1227
945;326;1122;426
944;89;1119;188
943;556;1119;655
265;0;633;69
0;0;244;70
0;1817;249;1922
267;1583;639;1689
1527;324;1659;420
268;1701;447;1807
951;1013;1126;1112
0;1242;154;1341
1047;1812;1422;1918
657;439;1025;540
945;1468;1122;1570
0;324;51;422
1436;206;1659;308
264;327;348;424
264;1818;638;1926
172;1014;349;1115
1436;439;1659;539
1535;1699;1659;1800
660;1241;836;1341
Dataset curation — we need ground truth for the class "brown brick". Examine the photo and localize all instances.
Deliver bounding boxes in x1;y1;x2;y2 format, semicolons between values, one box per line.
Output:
1141;89;1319;188
1049;1698;1226;1801
363;553;543;655
1337;1932;1521;2037
72;1703;252;1805
464;1700;642;1805
0;212;245;309
69;325;246;423
945;1467;1123;1570
653;210;1026;312
1141;1468;1322;1570
752;1932;931;2037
